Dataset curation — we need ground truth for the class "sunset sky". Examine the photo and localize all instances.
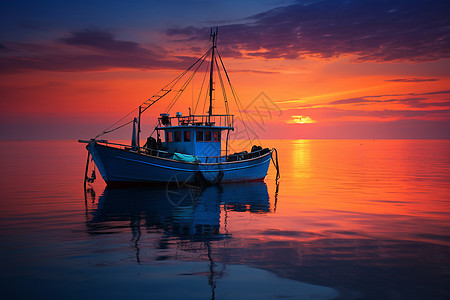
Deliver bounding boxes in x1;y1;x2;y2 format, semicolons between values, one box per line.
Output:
1;0;449;140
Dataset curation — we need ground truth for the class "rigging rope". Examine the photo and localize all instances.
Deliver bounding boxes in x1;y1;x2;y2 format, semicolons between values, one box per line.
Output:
214;56;230;122
164;48;211;114
216;49;261;146
194;62;210;115
94;48;212;139
93;38;263;152
202;82;210;115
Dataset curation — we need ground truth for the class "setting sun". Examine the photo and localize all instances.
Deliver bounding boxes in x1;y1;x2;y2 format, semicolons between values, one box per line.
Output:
287;115;317;124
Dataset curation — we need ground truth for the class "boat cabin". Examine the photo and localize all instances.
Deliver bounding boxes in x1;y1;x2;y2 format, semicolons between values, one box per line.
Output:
155;113;234;158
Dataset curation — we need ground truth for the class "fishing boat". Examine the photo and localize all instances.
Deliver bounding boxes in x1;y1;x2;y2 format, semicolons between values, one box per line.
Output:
79;28;279;187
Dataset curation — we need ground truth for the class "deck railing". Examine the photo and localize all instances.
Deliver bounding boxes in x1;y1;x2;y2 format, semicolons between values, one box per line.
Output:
93;140;269;163
158;114;234;128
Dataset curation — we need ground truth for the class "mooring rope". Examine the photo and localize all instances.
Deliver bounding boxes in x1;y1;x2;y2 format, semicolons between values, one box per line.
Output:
271;148;280;181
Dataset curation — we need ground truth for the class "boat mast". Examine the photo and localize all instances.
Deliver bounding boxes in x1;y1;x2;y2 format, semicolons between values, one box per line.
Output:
137;105;141;148
208;27;218;123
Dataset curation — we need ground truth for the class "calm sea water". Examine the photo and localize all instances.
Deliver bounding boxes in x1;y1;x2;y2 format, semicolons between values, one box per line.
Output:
0;139;449;299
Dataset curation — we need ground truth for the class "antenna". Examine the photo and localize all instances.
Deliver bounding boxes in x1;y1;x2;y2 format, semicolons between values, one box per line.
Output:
210;27;218;44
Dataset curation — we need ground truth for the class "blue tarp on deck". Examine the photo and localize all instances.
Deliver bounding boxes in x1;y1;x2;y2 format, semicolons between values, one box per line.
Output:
173;153;198;162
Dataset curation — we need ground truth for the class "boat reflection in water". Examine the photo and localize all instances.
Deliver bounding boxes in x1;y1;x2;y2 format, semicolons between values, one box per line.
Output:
87;181;272;239
85;182;275;299
86;181;274;261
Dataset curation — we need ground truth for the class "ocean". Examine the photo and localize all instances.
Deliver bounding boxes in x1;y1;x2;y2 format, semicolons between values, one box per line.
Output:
0;139;449;299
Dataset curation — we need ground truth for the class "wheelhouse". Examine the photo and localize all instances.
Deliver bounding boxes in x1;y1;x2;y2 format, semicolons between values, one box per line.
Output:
155;113;233;157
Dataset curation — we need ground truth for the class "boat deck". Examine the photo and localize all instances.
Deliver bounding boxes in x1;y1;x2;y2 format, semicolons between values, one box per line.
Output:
81;140;271;164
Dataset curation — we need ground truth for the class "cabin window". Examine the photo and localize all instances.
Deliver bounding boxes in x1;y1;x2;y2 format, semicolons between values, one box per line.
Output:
174;131;182;142
184;131;191;142
167;131;173;143
205;131;212;142
213;131;220;142
196;131;203;142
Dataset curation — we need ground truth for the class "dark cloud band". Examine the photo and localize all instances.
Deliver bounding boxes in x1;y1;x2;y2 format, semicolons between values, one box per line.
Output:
167;0;450;62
